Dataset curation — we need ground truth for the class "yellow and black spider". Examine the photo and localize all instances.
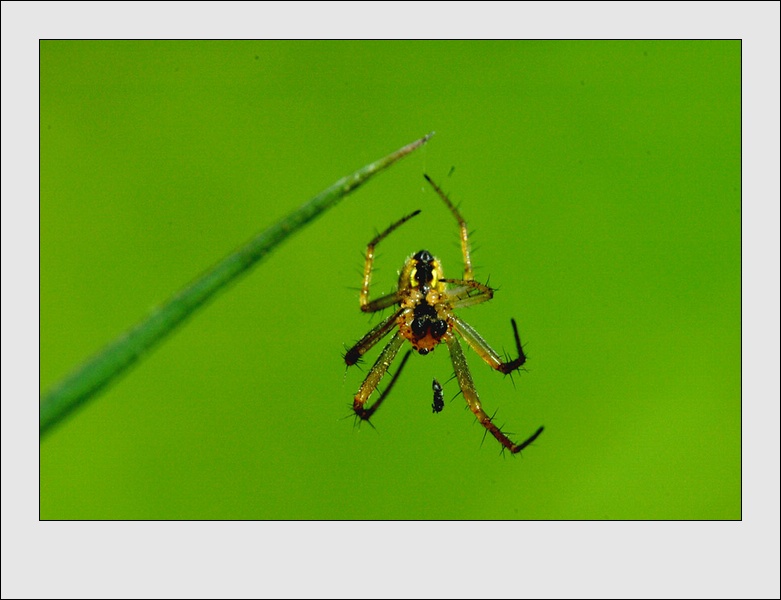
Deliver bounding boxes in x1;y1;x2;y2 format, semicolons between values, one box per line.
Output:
344;174;544;454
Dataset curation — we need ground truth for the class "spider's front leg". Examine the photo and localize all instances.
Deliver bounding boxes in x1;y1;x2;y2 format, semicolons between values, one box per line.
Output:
359;210;420;313
423;174;474;281
445;332;543;454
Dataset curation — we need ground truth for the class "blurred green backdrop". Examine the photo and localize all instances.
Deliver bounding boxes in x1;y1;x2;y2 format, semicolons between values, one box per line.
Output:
40;40;740;520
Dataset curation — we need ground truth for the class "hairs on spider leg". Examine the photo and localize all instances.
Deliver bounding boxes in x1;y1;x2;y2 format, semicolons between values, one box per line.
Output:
442;371;458;386
478;408;503;448
341;348;366;371
340;405;376;432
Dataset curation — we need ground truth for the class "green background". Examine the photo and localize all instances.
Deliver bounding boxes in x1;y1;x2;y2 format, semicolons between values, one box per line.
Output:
40;40;740;520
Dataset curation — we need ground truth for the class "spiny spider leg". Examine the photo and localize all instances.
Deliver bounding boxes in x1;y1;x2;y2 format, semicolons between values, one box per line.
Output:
509;424;545;453
360;210;421;312
424;174;473;281
362;290;403;313
353;332;405;420
354;349;413;423
344;308;403;366
442;278;495;309
446;332;543;454
452;316;527;374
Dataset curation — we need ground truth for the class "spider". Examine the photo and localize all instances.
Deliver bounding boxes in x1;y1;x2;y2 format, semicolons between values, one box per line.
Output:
343;174;544;454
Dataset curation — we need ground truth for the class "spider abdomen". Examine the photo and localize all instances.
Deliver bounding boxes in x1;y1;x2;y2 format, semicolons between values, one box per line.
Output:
398;298;451;355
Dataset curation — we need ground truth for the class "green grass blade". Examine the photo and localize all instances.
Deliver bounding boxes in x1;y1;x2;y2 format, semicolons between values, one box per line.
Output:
40;132;434;436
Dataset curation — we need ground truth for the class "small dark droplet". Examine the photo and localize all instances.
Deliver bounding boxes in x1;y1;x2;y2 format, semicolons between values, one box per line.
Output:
432;378;444;413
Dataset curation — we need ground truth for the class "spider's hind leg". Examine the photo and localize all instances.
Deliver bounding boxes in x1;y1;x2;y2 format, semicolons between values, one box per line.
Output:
353;333;409;421
452;316;527;375
445;332;543;454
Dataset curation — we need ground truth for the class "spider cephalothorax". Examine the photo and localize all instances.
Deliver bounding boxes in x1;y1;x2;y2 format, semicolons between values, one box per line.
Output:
343;174;544;454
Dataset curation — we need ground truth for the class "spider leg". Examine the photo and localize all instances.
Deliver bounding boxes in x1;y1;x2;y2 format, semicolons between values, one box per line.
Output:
446;333;543;454
442;278;494;309
452;316;527;374
344;308;403;366
360;210;421;312
362;291;403;313
424;174;473;281
353;332;406;421
356;349;412;423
